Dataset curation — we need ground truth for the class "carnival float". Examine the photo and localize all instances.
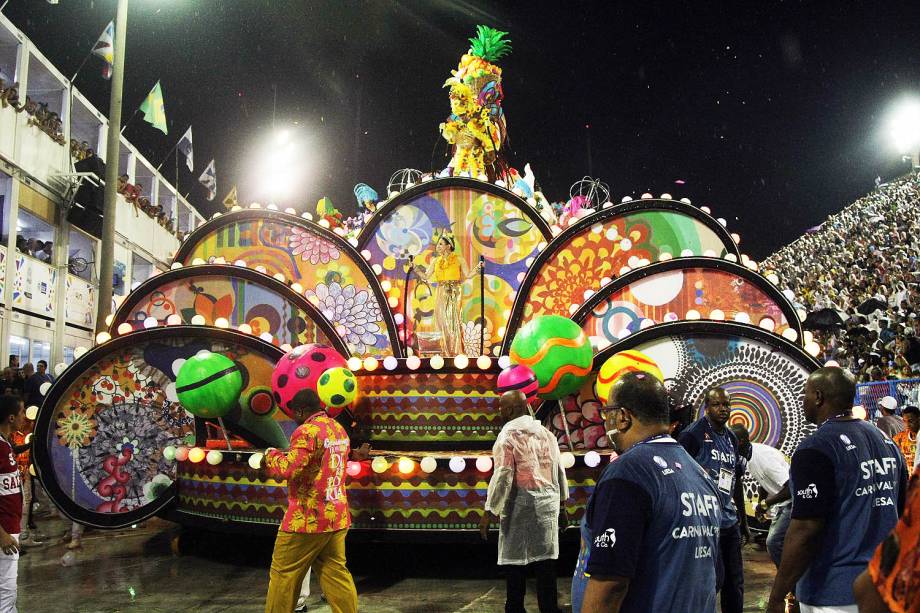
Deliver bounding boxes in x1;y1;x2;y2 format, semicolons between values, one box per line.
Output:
31;27;821;536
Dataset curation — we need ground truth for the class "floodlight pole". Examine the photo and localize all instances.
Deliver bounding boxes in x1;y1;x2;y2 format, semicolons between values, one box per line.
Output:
96;0;128;333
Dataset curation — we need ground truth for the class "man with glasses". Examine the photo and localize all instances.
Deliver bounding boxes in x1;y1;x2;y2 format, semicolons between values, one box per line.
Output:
678;387;749;613
573;372;721;612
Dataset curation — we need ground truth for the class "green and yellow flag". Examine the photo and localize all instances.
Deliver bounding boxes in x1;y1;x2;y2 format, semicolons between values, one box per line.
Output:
139;81;167;134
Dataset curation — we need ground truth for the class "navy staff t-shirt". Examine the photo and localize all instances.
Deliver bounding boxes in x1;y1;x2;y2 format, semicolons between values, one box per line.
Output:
789;418;908;606
574;437;722;613
678;416;743;528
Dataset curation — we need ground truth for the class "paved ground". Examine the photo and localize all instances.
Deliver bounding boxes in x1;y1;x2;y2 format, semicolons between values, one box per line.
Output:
18;516;778;612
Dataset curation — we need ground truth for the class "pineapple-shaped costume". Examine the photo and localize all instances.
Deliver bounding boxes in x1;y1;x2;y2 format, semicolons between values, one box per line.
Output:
440;26;511;180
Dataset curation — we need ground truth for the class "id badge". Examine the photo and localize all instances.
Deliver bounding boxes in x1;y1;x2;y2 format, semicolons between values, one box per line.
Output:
718;468;733;494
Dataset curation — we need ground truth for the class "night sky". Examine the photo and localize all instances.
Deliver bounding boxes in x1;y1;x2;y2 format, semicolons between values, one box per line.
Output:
4;1;919;259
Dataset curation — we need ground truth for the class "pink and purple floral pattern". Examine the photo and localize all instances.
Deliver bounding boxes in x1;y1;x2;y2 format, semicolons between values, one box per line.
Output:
289;227;340;265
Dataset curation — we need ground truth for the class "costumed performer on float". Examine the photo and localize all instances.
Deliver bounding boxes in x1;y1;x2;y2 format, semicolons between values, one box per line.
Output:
440;26;511;180
410;230;483;356
262;389;370;613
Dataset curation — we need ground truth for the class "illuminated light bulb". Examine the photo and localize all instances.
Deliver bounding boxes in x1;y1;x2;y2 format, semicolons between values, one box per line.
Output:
394;313;405;325
605;227;619;241
371;457;389;474
825;360;840;367
248;452;263;470
273;273;286;283
766;273;780;285
346;461;362;477
805;341;821;357
406;355;421;370
214;317;230;329
175;446;190;462
619;266;632;276
290;283;303;294
782;328;799;342
117;322;134;335
709;309;725;321
659;252;672;261
617;328;632;339
363;357;379;372
621;195;632;202
640;192;653;199
360;250;372;261
628;255;640;268
233;259;247;267
680;249;694;257
569;303;581;315
680;197;692;204
803;331;814;344
716;217;727;227
730;233;741;244
372;264;383;275
475;457;493;472
249;202;262;209
266;204;278;211
383;356;398;371
619;238;632;251
660;193;672;200
25;406;38;421
170;262;183;270
381;280;392;292
796;309;807;323
498;355;512;369
497;326;506;338
664;312;679;322
584;451;601;468
759;317;776;332
560;452;576;469
163;446;176;462
449;457;466;473
213;256;226;264
724;253;738;262
206;450;223;466
639;318;655;329
388;296;399;309
259;332;273;343
734;312;751;324
238;323;253;335
700;206;712;214
318;219;330;228
686;309;701;320
430;355;444;370
420;456;437;473
476;355;491;370
284;207;297;215
537;241;548;252
73;347;88;359
397;457;415;475
348;238;359;247
280;343;293;353
104;314;115;326
454;354;470;369
347;357;363;371
188;447;206;463
190;314;206;326
230;205;242;212
54;363;67;377
703;250;716;257
550;225;562;236
591;223;604;234
637;258;650;267
192;257;206;265
38;381;51;396
95;332;111;344
255;265;267;274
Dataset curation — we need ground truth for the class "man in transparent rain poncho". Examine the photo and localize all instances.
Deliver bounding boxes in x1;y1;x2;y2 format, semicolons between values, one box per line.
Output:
480;390;569;613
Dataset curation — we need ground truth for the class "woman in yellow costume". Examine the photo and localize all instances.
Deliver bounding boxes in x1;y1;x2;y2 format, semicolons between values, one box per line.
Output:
410;233;482;356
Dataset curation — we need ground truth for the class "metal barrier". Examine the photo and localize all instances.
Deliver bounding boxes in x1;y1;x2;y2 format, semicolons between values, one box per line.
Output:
856;378;920;420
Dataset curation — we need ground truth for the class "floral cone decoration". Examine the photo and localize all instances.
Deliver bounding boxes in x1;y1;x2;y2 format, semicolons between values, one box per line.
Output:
440;25;511;180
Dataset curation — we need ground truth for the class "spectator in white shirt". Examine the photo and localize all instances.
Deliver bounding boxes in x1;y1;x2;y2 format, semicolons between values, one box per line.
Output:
730;425;791;567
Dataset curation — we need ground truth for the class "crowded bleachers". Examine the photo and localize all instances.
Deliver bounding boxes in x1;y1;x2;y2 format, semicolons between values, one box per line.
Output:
765;170;920;381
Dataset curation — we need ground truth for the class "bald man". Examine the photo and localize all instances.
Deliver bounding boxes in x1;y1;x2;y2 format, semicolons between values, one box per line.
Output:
481;390;569;613
766;367;908;613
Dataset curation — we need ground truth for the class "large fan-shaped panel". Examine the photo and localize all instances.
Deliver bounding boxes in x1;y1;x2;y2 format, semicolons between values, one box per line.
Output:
110;265;348;355
357;178;552;356
572;259;802;352
174;211;400;358
504;203;740;352
549;322;819;457
32;328;285;528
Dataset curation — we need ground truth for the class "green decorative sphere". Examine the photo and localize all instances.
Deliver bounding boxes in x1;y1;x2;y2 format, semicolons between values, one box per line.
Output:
176;351;243;418
509;315;593;399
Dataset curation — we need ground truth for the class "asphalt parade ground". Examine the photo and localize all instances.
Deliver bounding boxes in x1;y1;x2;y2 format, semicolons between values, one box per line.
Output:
17;516;778;612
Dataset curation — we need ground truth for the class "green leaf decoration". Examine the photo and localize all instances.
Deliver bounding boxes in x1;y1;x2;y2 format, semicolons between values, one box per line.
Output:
468;25;512;62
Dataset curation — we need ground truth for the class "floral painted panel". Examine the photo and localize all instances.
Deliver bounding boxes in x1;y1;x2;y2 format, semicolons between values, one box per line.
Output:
180;219;390;357
113;274;331;348
582;267;790;350
359;187;546;356
522;211;729;321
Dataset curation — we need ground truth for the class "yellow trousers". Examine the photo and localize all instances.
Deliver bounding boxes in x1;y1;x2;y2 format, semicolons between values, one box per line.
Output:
265;528;357;613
